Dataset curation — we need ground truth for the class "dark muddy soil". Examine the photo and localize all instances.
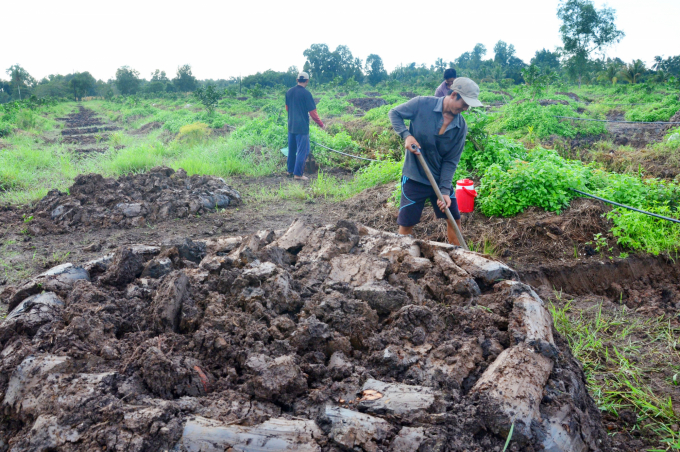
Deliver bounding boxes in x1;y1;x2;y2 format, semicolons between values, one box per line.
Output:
57;106;120;152
349;97;388;111
605;111;668;147
1;171;678;450
400;92;418;99
0;217;609;451
555;92;580;102
23;166;241;234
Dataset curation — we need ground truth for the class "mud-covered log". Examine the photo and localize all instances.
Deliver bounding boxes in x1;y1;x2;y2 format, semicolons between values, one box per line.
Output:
176;416;323;452
472;345;554;441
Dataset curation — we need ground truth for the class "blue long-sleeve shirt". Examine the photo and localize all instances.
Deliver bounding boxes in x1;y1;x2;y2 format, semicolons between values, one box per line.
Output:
388;96;468;196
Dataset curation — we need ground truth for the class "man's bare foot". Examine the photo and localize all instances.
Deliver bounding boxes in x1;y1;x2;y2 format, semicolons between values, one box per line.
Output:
294;175;309;181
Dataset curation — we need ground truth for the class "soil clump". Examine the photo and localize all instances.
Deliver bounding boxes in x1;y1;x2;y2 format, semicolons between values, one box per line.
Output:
57;106;121;152
349;97;388;111
0;219;610;451
27;166;241;235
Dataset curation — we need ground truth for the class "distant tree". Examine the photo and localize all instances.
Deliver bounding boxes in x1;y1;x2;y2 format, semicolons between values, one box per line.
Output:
619;60;646;84
531;49;561;71
303;44;333;83
557;0;624;86
115;66;140;95
652;55;680;77
597;61;622;85
471;44;487;69
6;65;35;100
493;41;516;67
365;54;387;85
151;70;169;82
434;58;447;73
194;84;221;114
173;64;197;92
69;72;96;100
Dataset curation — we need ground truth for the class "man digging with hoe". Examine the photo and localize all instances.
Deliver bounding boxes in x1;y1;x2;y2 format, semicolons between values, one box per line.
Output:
388;77;483;246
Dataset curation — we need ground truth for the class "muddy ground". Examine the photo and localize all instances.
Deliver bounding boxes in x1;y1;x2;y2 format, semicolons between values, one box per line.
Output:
2;173;680;450
56;106;122;154
0;214;610;451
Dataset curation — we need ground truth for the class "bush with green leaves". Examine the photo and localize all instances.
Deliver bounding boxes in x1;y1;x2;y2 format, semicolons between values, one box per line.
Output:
194;84;221;115
477;147;589;216
492;101;606;138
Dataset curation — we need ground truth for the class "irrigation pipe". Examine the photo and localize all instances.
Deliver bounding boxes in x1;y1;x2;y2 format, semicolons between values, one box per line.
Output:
221;124;379;163
311;141;379;162
569;188;680;224
554;116;680;124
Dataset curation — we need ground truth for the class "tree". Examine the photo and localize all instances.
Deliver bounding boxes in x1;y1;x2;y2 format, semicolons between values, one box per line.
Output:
557;0;624;86
652;55;680;77
173;64;197;92
365;54;387;85
151;70;169;82
493;41;516;67
6;65;35;100
619;59;646;84
597;61;621;85
69;72;96;100
531;49;561;71
194;84;221;114
115;66;140;95
471;44;487;69
434;58;447;73
303;44;333;84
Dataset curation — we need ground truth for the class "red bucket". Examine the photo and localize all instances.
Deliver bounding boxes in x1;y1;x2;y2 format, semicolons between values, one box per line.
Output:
455;179;477;213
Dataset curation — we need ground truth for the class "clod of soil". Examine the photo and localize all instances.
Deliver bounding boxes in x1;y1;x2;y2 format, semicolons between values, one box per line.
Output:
363;91;381;97
28;166;241;234
0;219;609;451
131;122;162;135
555;91;580;102
348;97;388;111
400;91;418;99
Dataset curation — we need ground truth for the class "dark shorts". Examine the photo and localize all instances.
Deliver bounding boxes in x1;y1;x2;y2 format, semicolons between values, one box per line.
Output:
397;177;460;227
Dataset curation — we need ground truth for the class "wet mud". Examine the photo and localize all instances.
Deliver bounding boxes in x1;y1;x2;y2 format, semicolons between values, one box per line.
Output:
0;220;610;451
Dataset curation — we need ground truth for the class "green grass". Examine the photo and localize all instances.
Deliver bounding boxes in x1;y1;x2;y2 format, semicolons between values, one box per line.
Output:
550;299;680;447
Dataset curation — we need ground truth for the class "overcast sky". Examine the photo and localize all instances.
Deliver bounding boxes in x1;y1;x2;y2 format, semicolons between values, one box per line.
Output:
3;0;679;82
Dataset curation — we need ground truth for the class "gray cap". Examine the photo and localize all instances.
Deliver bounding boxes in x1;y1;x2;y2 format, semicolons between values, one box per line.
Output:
451;77;483;107
297;71;310;81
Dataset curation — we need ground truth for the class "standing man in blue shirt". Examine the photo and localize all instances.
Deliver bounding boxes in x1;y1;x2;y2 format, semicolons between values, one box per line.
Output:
389;78;483;245
285;72;325;181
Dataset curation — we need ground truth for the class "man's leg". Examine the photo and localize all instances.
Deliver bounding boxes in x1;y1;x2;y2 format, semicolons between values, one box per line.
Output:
397;178;426;236
294;134;310;178
287;133;297;174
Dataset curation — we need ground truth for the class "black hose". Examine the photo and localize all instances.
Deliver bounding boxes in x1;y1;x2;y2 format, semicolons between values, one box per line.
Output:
555;116;680;125
569;188;680;224
311;141;379;162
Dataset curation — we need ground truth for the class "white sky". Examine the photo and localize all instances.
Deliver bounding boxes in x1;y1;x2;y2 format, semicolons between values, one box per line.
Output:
3;0;679;82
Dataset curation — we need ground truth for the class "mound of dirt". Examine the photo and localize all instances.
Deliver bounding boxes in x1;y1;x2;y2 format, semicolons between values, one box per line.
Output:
555;92;580;102
491;90;513;99
0;219;609;451
349;97;388;111
28;166;241;234
363;91;381;97
400;91;418;99
131;122;162;135
539;99;569;106
666;109;680;132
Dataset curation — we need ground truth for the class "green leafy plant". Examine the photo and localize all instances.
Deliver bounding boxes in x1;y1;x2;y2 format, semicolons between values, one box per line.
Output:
194;84;221;115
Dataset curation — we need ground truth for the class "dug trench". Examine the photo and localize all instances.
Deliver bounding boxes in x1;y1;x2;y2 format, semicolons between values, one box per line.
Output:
0;218;609;451
0;172;678;451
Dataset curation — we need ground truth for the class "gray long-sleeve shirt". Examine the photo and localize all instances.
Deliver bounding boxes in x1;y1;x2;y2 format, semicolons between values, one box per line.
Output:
388;96;468;196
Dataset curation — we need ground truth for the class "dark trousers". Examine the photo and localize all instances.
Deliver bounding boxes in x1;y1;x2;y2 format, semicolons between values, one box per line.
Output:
287;133;310;176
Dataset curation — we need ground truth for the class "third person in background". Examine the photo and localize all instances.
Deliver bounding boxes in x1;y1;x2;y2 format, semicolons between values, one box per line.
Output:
434;68;457;98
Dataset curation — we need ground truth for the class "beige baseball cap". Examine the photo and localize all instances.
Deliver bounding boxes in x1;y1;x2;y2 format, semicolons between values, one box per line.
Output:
297;71;310;81
451;77;483;107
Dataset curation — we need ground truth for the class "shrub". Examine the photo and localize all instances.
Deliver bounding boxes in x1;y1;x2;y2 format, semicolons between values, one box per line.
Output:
175;122;211;146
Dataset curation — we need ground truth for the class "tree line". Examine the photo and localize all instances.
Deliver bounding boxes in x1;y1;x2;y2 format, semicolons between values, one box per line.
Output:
2;0;679;103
